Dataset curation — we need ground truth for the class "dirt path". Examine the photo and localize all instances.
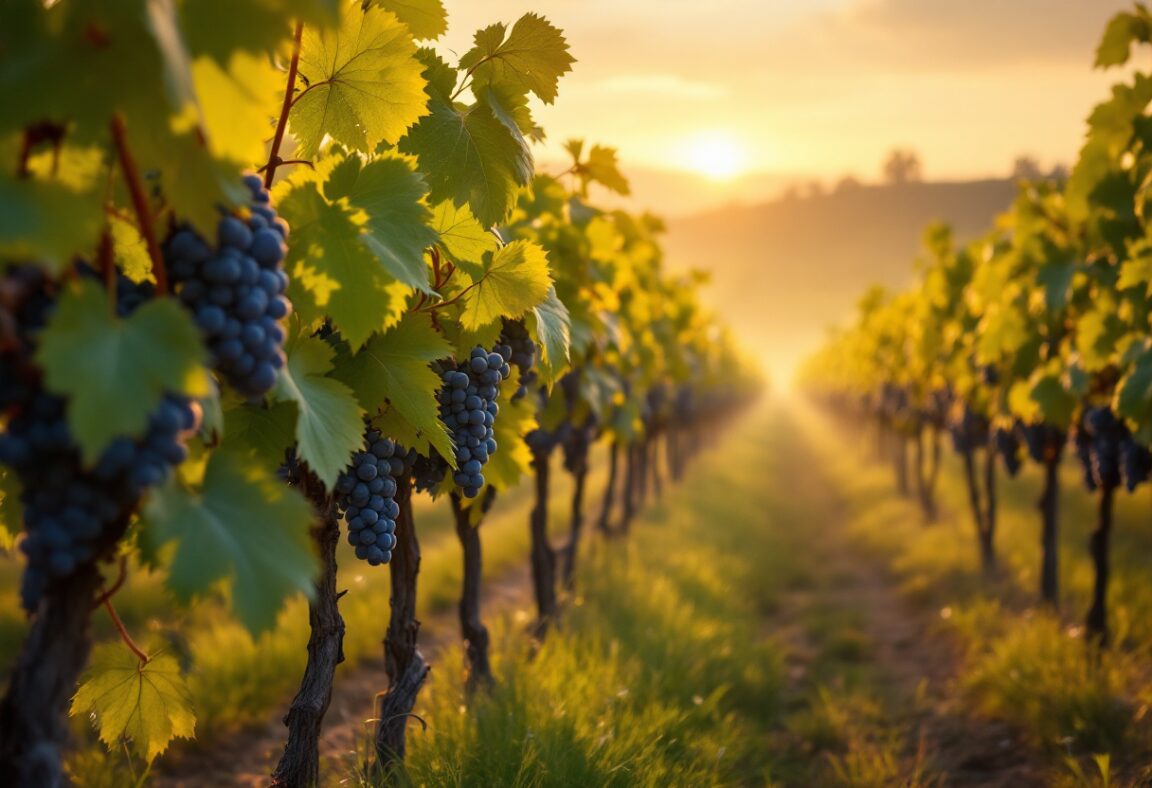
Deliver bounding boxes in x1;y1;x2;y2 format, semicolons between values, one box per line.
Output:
770;415;1052;786
154;562;535;787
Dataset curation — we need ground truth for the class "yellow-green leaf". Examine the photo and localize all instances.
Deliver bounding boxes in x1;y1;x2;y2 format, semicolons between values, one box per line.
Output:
71;644;196;764
460;240;553;330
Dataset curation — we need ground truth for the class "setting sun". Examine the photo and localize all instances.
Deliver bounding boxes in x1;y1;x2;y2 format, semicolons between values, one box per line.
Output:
685;132;747;181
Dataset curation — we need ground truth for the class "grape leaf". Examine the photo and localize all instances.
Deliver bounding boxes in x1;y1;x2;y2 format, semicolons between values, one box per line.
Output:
1029;373;1076;429
291;5;428;157
460;240;553;330
1096;9;1152;68
192;51;282;167
1117;347;1152;425
375;0;447;40
459;13;575;104
335;314;455;463
277;180;410;348
141;449;317;634
579;144;631;196
70;644;196;763
0;174;103;274
324;154;436;292
111;214;153;283
36;280;210;462
431;200;498;275
223;400;298;471
180;0;339;63
273;335;365;488
399;96;533;227
483;366;536;490
530;286;571;384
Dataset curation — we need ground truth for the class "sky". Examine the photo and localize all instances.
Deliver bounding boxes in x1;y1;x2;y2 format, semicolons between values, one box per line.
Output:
442;0;1134;211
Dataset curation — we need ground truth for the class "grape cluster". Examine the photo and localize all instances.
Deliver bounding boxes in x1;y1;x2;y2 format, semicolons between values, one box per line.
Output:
334;429;407;566
1121;437;1152;492
1078;406;1126;491
0;266;199;609
1020;422;1065;464
498;318;536;401
438;346;509;498
994;426;1022;477
948;405;990;454
166;174;290;398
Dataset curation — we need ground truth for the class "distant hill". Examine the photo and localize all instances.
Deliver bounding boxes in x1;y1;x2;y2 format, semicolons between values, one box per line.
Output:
663;178;1020;384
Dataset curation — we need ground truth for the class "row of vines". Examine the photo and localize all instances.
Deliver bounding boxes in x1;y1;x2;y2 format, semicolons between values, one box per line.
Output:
0;1;756;785
801;6;1152;649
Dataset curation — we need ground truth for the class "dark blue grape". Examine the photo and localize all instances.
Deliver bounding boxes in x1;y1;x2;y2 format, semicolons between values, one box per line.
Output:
165;176;289;398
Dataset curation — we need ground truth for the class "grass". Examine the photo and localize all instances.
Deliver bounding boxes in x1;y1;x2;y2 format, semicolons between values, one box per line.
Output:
800;401;1152;784
327;404;943;787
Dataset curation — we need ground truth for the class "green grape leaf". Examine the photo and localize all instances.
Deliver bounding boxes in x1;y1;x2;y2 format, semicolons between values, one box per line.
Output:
1029;373;1076;429
416;46;457;99
460;240;553;330
273;335;365;488
1096;9;1152;68
399;96;533;227
277;180;410;348
483;366;536;490
431;201;498;275
0;174;103;273
193;51;283;167
36;280;210;462
1036;258;1077;312
335;314;455;463
0;468;20;551
1118;244;1152;295
111;214;153;284
141;449;318;634
375;0;447;40
324;154;436;292
180;0;339;63
70;644;196;764
1076;308;1125;371
579;145;631;196
1117;347;1152;426
222;401;298;471
291;6;428;157
529;286;571;384
459;13;575;104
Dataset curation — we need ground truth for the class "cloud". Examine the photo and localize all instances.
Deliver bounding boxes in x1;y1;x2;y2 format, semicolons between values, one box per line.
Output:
824;0;1134;69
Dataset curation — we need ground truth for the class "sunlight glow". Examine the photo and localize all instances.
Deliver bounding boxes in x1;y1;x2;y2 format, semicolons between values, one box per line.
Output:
685;132;747;181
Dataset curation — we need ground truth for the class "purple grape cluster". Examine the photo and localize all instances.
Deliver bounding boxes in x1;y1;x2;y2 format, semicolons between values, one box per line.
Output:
0;266;199;609
498;318;536;401
1077;406;1126;491
994;426;1022;477
438;346;509;498
1020;423;1065;464
165;174;290;398
334;429;407;566
949;405;990;454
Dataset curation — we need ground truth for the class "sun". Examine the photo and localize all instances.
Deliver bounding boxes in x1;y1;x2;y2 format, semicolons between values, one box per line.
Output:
685;132;747;181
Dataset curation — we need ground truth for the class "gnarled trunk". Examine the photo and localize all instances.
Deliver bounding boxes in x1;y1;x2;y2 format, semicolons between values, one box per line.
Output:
561;454;588;589
375;478;428;770
1039;458;1060;607
451;490;494;690
0;563;102;788
596;441;620;534
272;498;345;787
1085;484;1116;647
529;449;558;634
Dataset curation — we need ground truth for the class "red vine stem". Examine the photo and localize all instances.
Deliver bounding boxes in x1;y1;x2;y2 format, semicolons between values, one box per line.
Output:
91;556;128;610
264;21;305;189
110;113;168;294
103;598;149;665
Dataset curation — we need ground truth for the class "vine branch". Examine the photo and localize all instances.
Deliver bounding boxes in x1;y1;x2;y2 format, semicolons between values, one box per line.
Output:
110;113;167;294
91;556;128;610
102;598;149;665
264;21;305;189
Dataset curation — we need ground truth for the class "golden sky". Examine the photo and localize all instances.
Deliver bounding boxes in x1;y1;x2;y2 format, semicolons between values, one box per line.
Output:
444;0;1132;209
